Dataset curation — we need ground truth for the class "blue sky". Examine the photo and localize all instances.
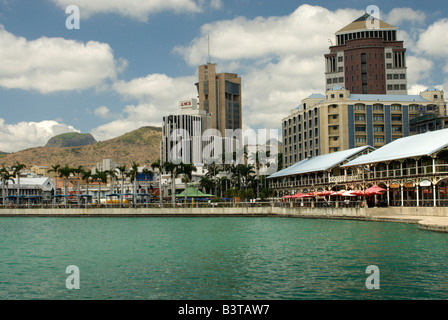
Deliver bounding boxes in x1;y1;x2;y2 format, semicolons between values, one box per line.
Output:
0;0;447;153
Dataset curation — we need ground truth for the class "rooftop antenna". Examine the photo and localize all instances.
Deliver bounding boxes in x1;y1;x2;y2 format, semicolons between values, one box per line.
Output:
207;34;211;64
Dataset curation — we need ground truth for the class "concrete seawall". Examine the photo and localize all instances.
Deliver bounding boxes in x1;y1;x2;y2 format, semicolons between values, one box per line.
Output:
1;206;447;233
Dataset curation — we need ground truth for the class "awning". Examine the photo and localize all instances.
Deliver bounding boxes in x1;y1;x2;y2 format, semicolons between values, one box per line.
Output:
176;186;215;198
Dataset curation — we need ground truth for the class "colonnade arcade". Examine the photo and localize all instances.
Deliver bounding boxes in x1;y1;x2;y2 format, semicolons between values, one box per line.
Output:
271;147;448;207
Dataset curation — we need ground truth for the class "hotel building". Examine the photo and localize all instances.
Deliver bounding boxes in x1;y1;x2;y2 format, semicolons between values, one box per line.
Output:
282;86;446;168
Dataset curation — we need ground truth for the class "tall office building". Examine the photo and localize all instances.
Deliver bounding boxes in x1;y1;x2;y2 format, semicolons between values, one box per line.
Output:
325;13;407;95
196;63;242;137
162;98;212;165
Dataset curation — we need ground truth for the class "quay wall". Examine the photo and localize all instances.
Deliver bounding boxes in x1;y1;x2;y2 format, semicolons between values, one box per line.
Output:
0;206;446;217
0;206;368;218
1;207;447;232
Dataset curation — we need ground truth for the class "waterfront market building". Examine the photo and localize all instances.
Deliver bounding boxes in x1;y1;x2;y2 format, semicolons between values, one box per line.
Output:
268;128;448;207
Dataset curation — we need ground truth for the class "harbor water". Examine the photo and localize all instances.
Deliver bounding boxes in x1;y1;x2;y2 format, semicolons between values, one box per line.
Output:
0;216;447;300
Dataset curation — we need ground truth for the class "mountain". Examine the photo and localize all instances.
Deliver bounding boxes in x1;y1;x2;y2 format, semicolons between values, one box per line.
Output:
46;132;97;148
0;126;162;168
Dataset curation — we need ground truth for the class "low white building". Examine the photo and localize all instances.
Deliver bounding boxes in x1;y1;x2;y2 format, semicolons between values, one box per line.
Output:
1;175;56;201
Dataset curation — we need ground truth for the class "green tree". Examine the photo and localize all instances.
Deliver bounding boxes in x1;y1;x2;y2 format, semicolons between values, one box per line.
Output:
116;164;127;206
205;161;221;196
199;176;214;195
73;165;84;205
163;161;180;207
58;164;73;206
177;162;197;203
1;166;14;207
92;170;108;206
81;169;92;204
217;176;230;198
48;164;61;195
12;161;26;204
151;159;163;206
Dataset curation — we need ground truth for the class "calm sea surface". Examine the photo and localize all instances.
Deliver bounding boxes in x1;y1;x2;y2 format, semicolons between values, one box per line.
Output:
0;216;447;300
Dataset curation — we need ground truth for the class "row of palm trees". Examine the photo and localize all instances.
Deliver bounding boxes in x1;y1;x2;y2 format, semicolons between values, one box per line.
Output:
1;151;277;206
47;162;150;205
1;161;27;205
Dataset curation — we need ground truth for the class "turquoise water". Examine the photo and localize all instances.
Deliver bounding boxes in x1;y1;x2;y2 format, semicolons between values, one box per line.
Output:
0;217;447;300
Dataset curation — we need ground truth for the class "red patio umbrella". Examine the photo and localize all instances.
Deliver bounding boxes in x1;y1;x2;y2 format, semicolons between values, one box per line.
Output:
296;193;314;198
340;191;357;197
291;193;305;198
365;185;386;195
349;190;365;196
317;190;336;196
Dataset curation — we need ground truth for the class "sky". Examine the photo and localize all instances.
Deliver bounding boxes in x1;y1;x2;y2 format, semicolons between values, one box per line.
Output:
0;0;447;153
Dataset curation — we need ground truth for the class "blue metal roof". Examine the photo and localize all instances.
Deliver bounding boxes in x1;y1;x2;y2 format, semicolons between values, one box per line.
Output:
342;128;448;167
422;87;441;92
348;94;429;102
268;146;373;179
328;85;344;91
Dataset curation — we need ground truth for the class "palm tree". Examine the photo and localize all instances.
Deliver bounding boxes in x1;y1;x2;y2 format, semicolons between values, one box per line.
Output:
92;170;108;206
205;161;220;196
141;168;152;190
240;164;255;190
249;151;261;197
128;161;140;205
217;176;230;198
116;165;127;206
73;165;83;205
12;161;26;204
81;169;92;205
48;164;60;196
199;176;214;195
106;169;117;193
151;159;163;207
230;164;241;189
1;166;14;207
58;164;73;205
163;161;179;207
177;162;197;203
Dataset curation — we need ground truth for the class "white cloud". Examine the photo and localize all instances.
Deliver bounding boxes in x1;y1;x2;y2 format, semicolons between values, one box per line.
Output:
209;0;222;10
173;5;362;129
0;25;121;94
407;84;430;95
416;19;448;57
84;6;448;145
113;73;197;103
0;119;79;153
406;55;434;87
385;8;426;26
90;103;161;141
92;73;198;141
174;5;362;66
94;105;119;119
52;0;211;21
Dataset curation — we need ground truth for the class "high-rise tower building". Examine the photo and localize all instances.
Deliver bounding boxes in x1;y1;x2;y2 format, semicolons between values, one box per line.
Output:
325;13;407;95
196;63;242;137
